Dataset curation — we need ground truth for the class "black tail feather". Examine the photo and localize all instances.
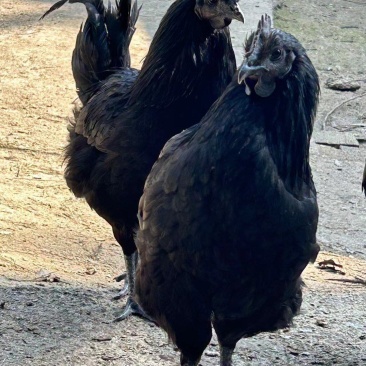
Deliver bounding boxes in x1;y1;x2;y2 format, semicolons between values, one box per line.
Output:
105;0;141;68
39;0;69;20
41;0;140;104
72;2;110;103
39;0;105;20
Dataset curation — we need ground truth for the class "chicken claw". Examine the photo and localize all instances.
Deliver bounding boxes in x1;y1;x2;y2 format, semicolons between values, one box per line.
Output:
114;297;154;323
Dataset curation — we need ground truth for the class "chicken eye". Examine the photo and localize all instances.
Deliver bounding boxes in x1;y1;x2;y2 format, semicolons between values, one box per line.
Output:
270;48;282;61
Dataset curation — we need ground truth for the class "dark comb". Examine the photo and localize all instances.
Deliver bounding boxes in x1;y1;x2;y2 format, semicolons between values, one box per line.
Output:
245;14;272;57
258;14;272;36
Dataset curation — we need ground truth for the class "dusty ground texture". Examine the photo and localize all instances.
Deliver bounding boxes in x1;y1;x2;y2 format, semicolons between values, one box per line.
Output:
0;0;365;365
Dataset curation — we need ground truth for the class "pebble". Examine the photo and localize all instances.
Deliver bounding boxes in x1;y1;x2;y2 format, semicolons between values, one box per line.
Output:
205;350;219;357
325;77;361;91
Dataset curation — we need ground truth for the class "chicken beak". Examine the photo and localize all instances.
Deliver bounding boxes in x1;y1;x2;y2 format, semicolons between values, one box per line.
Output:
237;63;268;95
232;4;245;23
238;64;267;84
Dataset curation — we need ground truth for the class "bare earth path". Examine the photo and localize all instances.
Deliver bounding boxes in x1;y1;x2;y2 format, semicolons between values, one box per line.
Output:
0;1;365;365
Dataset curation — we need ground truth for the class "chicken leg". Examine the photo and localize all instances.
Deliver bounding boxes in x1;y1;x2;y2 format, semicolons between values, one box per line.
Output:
114;252;153;322
112;253;137;300
220;345;234;366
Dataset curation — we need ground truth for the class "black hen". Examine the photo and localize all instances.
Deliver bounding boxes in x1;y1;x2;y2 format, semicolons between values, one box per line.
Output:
41;0;244;319
135;15;320;365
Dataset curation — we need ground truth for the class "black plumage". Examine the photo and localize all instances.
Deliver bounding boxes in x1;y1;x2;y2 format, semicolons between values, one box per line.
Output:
135;15;320;365
41;0;243;318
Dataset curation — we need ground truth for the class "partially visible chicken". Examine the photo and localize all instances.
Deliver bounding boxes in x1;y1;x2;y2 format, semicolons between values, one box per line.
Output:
41;0;244;320
42;0;141;311
135;15;320;365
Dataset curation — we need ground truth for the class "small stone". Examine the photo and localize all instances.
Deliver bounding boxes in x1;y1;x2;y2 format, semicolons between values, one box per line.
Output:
288;348;300;356
325;77;361;91
205;350;219;357
316;319;327;327
85;267;96;275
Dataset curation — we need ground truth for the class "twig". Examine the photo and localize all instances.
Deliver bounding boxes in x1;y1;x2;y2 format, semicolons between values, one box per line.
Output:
334;124;366;129
334;124;366;132
318;259;342;268
327;277;366;286
342;0;365;4
101;355;123;361
322;92;366;130
91;336;112;342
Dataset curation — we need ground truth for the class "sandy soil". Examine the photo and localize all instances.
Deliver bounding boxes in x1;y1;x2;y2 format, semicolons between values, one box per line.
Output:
0;0;365;365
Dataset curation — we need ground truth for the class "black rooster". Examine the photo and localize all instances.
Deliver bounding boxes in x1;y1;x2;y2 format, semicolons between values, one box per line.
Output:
135;15;320;365
41;0;244;319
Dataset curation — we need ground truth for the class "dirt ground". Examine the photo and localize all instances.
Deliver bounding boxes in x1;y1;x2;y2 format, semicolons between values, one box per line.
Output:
0;0;365;365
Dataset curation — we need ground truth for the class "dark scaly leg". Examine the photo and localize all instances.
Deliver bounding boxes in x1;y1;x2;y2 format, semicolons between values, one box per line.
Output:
112;227;134;300
213;316;240;366
219;344;235;366
114;251;153;322
112;227;152;321
113;277;129;300
113;245;140;300
112;253;133;300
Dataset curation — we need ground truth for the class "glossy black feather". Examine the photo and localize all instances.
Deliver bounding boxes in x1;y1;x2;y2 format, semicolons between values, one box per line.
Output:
40;0;104;20
105;0;140;68
39;0;69;20
135;27;320;363
71;2;111;104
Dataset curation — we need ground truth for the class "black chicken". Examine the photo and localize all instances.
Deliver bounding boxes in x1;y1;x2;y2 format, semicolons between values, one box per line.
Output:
135;15;320;365
41;0;244;319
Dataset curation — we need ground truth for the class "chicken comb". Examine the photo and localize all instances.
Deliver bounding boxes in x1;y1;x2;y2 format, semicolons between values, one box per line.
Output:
245;14;272;57
258;14;272;36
